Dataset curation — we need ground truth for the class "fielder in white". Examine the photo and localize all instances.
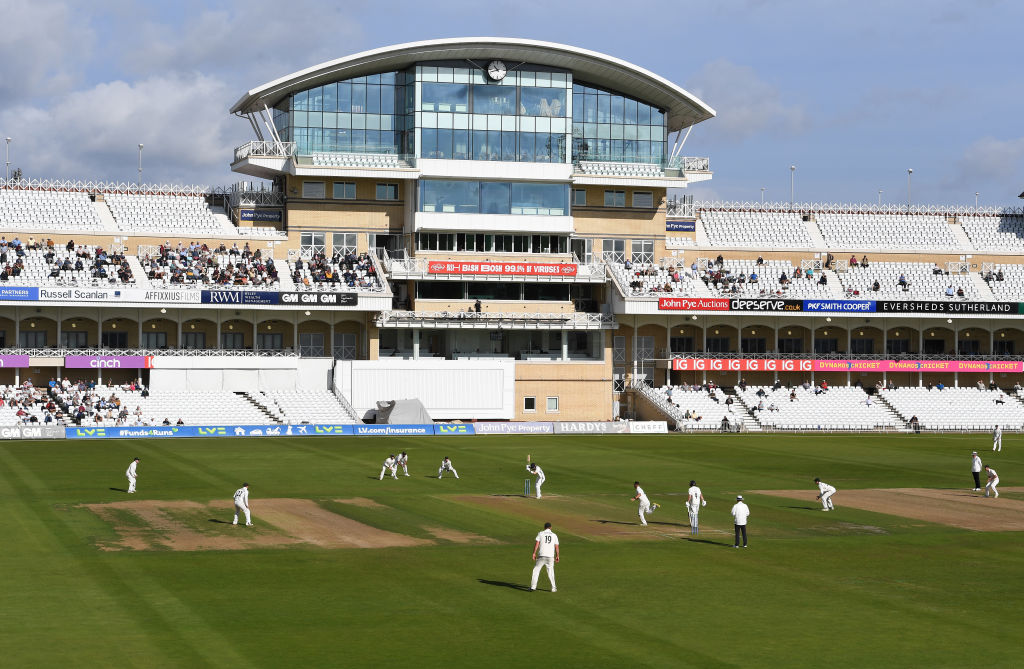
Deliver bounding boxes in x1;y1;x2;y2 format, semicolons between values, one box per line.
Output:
125;457;139;494
632;481;659;526
815;477;837;511
232;483;253;526
438;456;459;479
379;454;398;480
993;425;1003;452
527;463;545;498
396;452;409;476
686;479;706;535
530;522;559;592
984;465;999;498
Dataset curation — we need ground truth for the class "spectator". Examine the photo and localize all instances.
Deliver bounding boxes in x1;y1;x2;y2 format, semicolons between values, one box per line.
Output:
849;254;859;266
945;285;954;298
861;255;869;267
932;263;943;275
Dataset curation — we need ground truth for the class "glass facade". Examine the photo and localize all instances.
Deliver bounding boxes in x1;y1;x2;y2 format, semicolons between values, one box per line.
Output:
572;82;666;164
419;180;568;216
270;60;666;167
274;72;414;156
416;63;570;163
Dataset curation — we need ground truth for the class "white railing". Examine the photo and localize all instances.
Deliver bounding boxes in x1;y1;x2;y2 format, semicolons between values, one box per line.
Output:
383;255;607;281
0;177;227;196
376;310;617;329
666;156;711;171
233;141;296;162
229;181;284;207
694;200;1024;216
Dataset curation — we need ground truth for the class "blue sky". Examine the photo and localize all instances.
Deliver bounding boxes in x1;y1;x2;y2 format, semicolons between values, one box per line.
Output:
2;0;1022;206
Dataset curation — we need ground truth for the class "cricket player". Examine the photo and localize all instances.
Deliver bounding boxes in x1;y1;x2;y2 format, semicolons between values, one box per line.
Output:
396;452;409;476
125;457;139;494
731;495;750;548
815;477;837;511
984;465;999;498
232;483;253;526
527;463;545;499
971;451;983;491
530;522;559;592
993;425;1003;452
438;456;459;479
632;481;659;526
379;454;398;480
686;479;706;535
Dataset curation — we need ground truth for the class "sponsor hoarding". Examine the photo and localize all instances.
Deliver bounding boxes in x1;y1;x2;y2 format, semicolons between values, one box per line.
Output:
803;300;876;312
427;261;578;277
666;221;696;232
0;286;39;301
730;298;803;312
354;424;435;436
553;421;630;434
239;209;283;223
0;355;30;367
0;425;65;439
472;422;555;434
626;421;669;433
658;297;730;311
38;287;203;304
201;290;279;305
64;355;154;369
671;357;1024;373
433;423;476;435
280;292;358;306
877;301;1016;314
65;424;356;439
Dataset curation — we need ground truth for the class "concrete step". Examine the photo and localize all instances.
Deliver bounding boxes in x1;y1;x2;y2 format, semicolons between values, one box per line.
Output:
970;272;997;300
124;255;151;288
92;200;120;232
804;215;827;249
949;220;975;253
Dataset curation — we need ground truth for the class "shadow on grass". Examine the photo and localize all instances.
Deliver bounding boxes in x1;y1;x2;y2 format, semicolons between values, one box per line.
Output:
477;579;532;591
684;537;732;547
491;494;530;498
109;487;128;493
782;505;817;511
593;519;639;526
208;519;232;524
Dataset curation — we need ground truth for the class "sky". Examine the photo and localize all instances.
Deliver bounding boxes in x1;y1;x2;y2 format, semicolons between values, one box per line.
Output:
1;0;1022;206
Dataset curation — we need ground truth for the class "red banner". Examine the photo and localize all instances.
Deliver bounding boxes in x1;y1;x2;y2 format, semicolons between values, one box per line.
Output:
658;297;730;311
672;358;813;372
427;261;578;277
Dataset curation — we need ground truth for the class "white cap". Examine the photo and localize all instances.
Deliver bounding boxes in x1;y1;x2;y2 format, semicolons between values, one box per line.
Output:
736;495;743;500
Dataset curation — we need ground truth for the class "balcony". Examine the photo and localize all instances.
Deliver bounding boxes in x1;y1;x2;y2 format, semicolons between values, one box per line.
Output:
233;141;296;161
231;141;297;179
376;310;617;330
383;254;608;283
571;155;711;185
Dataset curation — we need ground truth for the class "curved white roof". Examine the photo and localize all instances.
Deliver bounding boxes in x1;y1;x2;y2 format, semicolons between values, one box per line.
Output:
231;37;715;132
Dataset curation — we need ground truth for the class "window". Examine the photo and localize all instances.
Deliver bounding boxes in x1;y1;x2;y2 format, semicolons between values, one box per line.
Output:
741;338;767;353
632;191;654;208
886;338;910;355
613;366;625;392
376;183;399;200
19;331;46;348
670;336;693;353
333;182;356;199
419;180;568;216
257;333;284;351
994;340;1015;356
631;240;654;265
603;239;625;264
302;181;326;199
333;333;357;360
524;396;536;412
546;397;559;413
958;339;980;355
143;332;168;349
923;339;945;355
778;338;803;354
333;233;357;256
570;238;592;263
181;332;206;350
572;189;587;207
101;332;127;348
705;337;730;353
300;232;326;257
220;332;244;350
636;336;655;361
613;336;626;363
850;339;874;355
60;331;87;348
604;190;626;207
299;333;325;357
814;338;839;354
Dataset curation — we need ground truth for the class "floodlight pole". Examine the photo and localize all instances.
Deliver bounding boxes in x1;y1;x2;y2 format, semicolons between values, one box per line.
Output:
878;190;882;206
138;144;144;185
790;165;795;207
907;168;913;207
760;187;766;203
4;137;10;182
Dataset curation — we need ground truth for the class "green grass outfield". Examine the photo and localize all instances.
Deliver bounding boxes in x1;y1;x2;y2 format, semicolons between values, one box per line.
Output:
0;433;1021;668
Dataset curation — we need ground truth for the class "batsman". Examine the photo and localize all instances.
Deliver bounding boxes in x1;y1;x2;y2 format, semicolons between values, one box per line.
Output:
526;455;545;499
686;480;706;536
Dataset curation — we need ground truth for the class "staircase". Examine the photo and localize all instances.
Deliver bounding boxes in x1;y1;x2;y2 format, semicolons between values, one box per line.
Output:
804;215;827;249
331;390;362;422
238;392;283;423
632;384;685;428
721;388;762;432
948;219;975;253
694;216;710;246
125;255;151;288
970;272;997;300
820;268;846;297
92;199;120;232
872;392;911;431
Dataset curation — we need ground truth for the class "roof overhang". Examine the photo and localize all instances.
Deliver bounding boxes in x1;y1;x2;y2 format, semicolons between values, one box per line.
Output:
230;37;715;132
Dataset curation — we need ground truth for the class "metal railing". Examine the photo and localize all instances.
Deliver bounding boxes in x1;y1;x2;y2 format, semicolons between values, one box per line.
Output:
376;310;617;329
0;177;229;196
233;141;296;162
692;200;1024;216
229;181;284;208
665;156;711;171
659;351;1024;362
0;347;299;357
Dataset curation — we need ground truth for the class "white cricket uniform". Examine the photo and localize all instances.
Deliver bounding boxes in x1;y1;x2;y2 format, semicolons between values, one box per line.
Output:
396;453;409;476
233;487;252;525
125;460;138;493
531;528;559;591
528;465;545;498
635;485;654;525
379;456;398;480
993;426;1002;451
731;501;750;525
985;469;1000;498
817;481;837;510
438;459;459;478
686;485;704;531
972;454;983;490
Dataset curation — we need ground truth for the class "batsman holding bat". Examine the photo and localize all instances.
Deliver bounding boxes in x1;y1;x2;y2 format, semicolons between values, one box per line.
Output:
526;460;545;499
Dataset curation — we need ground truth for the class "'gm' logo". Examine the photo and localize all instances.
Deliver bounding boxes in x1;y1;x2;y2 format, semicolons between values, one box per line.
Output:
75;428;106;437
198;427;226;435
436;424;469;434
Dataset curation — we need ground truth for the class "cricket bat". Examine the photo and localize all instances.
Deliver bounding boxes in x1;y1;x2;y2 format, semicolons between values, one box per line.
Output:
527;454;531;463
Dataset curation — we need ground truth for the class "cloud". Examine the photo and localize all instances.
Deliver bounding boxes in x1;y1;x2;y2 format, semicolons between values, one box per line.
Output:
0;0;96;104
949;136;1024;196
685;59;808;143
0;73;246;185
